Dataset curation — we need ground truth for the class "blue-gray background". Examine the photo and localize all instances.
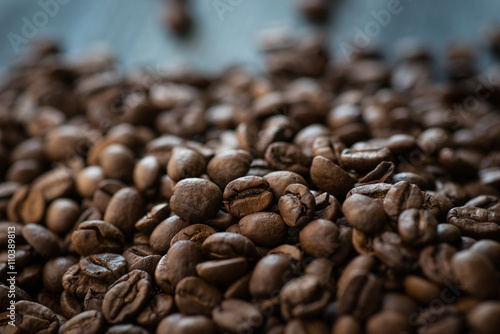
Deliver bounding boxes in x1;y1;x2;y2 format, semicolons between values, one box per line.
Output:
0;0;499;74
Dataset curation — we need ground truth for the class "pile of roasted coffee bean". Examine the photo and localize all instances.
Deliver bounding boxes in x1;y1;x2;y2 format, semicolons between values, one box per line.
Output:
1;33;500;334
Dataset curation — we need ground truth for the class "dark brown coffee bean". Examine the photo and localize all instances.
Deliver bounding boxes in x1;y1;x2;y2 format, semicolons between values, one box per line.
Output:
79;253;128;282
465;195;500;211
249;254;295;299
157;313;217;334
280;275;330;320
223;176;273;218
239;212;287;247
196;257;248;285
167;147;206;182
467;301;500;334
22;224;62;259
175;276;222;316
265;142;310;175
212;299;263;334
98;144;135;182
7;186;45;224
278;183;315;228
83;289;105;313
122;245;161;277
102;270;152;324
62;263;110;299
365;311;412;334
43;256;78;293
332;315;362;334
103;187;145;237
14;300;62;333
170;178;222;222
380;292;419;319
202;232;257;260
343;194;386;234
447;206;500;238
373;232;418;272
284;318;330;334
32;167;75;202
299;219;339;258
419;243;457;285
6;159;43;184
314;192;341;221
60;290;82;318
149;215;189;254
59;310;105;334
383;181;424;222
312;135;345;165
133;155;160;196
71;220;125;256
76;166;105;199
415;305;463;334
207;150;253;188
451;250;497;300
170;224;216;246
136;293;174;328
340;147;392;172
310;156;356;200
346;183;392;204
134;203;170;234
356;161;395;186
403;275;442;305
469;239;500;269
398;209;437;247
437;223;462;243
330;225;354;266
45;198;79;234
155;240;204;293
93;179;126;214
264;171;308;199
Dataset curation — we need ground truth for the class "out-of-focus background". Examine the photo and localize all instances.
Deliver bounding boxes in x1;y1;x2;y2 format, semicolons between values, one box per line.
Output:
0;0;499;74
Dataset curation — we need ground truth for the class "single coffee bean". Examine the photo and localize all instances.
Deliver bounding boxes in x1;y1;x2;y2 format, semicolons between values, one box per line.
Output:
102;270;152;324
84;289;106;313
312;135;345;165
224;274;251;300
265;142;310;175
373;232;418;272
22;224;62;259
436;223;462;243
331;315;362;334
99;144;135;182
60;290;82;318
71;220;125;256
284;318;330;334
356;161;395;186
170;178;222;222
238;212;287;247
45;198;80;234
32;167;75;202
418;243;457;285
299;219;340;258
346;183;392;204
167;147;206;182
212;299;263;334
136;293;175;328
383;181;424;222
59;310;106;334
340;147;392;172
62;264;109;299
93;179;126;214
223;176;273;218
465;195;500;211
122;245;161;277
314;192;341;221
42;256;78;293
79;253;128;282
103;187;145;237
76;166;105;199
170;224;216;246
398;209;437;247
391;171;428;190
156;313;217;334
447;206;500;238
249;254;295;299
268;244;304;263
175;276;222;316
278;183;315;228
310;156;356;200
204;211;236;230
469;239;500;269
264;171;307;198
207;149;253;188
149;216;189;254
133;155;160;196
467;301;500;334
202;232;257;260
14;300;62;333
155;240;204;294
343;194;386;234
365;311;412;334
7;186;45;224
280;275;331;320
451;250;497;300
403;275;442;305
196;257;248;285
380;292;419;319
134;203;170;234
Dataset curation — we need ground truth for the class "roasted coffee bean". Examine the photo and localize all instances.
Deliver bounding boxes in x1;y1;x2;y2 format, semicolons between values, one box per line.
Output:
22;224;62;259
356;161;395;185
98;144;135;182
331;315;362;334
149;215;189;254
284;318;330;334
403;275;442;305
133;155;160;196
196;257;248;285
32;167;75;202
299;219;339;258
249;254;295;299
7;186;45;224
207;150;253;188
269;244;303;263
202;232;257;260
238;212;287;247
373;232;418;272
278;183;315;228
204;211;236;230
343;194;386;234
436;223;462;243
43;256;78;293
312;135;345;164
280;275;330;320
0;283;31;309
469;239;500;269
136;293;174;328
62;264;109;299
451;250;497;300
398;209;438;246
330;225;353;265
59;310;106;334
310;156;356;200
83;289;105;312
170;224;216;246
13;300;62;333
467;301;500;334
223;176;273;218
265;142;310;175
380;292;419;319
465;195;500;211
264;171;308;199
340;147;392;172
167;147;205;182
122;245;161;277
212;299;263;334
103;187;145;237
76;166;105;199
383;181;425;222
365;311;412;334
155;240;204;293
71;220;125;256
447;206;500;238
346;183;392;204
156;313;217;334
60;290;82;318
45;198;79;235
175;276;222;316
415;305;463;334
170;178;222;222
102;270;152;324
134;203;170;234
79;253;128;282
418;243;456;285
314;192;341;221
93;179;126;214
